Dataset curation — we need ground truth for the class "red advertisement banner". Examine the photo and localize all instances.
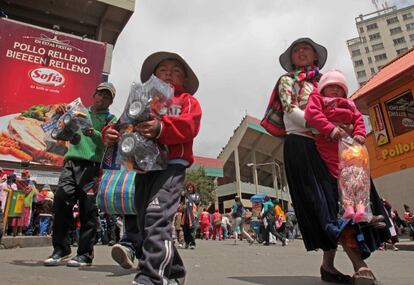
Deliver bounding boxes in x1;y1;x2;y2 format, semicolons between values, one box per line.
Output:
0;18;106;165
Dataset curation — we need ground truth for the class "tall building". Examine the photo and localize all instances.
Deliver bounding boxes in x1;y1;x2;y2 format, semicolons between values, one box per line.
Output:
347;4;414;86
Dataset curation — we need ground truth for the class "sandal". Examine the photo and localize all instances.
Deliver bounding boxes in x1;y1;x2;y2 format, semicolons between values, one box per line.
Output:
320;266;352;284
352;267;377;285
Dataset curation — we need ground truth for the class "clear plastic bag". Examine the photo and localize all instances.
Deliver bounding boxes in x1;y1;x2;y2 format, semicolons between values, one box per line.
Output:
338;136;372;223
41;98;92;145
116;75;173;172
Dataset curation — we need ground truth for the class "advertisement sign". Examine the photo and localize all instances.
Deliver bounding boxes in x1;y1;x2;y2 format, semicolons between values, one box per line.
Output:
385;90;414;137
0;18;107;165
369;103;389;146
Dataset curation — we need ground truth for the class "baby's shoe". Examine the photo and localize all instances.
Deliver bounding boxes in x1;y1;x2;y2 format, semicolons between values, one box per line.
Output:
342;205;355;219
354;204;366;223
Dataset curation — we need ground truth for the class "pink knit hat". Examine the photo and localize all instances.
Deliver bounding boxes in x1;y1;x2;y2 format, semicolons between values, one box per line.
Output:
318;69;348;96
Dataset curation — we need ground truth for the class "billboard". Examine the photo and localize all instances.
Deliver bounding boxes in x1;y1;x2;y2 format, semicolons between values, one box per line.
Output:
0;18;107;166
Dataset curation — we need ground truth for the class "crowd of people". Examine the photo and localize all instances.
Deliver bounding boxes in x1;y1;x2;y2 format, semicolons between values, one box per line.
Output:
0;39;414;285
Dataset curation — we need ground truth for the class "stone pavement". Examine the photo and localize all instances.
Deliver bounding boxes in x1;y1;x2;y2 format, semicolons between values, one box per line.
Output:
0;238;412;284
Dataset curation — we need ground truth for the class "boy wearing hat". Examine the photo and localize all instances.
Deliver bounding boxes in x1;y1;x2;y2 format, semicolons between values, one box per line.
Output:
44;82;116;267
103;51;202;285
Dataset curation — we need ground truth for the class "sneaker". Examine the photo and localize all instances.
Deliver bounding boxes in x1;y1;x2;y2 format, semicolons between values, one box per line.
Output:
66;252;93;267
282;239;289;246
43;249;71;266
111;244;135;269
167;277;185;285
189;244;195;250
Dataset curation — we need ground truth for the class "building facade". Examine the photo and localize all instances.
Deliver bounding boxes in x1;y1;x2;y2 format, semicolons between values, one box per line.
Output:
216;115;291;213
347;5;414;86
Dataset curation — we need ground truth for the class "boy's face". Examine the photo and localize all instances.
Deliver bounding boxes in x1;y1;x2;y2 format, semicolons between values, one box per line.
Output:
291;42;318;68
154;59;187;87
322;84;346;98
92;90;113;111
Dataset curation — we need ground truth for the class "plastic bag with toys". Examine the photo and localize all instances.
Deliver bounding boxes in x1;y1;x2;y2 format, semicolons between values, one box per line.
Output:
115;75;173;172
338;136;372;223
41;97;92;145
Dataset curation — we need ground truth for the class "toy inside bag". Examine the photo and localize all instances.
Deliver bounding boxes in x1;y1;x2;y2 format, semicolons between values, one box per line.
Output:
42;98;92;145
338;136;372;223
116;75;173;172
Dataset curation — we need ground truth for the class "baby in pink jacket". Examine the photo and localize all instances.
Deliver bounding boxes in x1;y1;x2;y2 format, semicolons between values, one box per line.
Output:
305;69;367;222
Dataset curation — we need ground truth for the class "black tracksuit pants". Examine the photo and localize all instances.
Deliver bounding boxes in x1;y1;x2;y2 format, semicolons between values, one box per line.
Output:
52;160;99;256
133;164;186;285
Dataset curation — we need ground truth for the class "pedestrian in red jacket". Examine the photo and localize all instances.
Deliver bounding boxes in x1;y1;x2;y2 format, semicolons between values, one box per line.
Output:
212;208;223;240
199;208;210;240
103;51;201;285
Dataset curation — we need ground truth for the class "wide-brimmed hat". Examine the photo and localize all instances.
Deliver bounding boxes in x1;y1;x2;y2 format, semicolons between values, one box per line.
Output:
140;51;199;94
96;82;116;99
279;37;328;72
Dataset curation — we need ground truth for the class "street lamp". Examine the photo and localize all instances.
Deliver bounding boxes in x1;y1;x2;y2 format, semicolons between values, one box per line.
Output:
246;161;282;199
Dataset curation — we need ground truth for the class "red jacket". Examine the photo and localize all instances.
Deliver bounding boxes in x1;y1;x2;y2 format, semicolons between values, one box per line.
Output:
157;85;202;166
305;90;365;138
305;90;366;177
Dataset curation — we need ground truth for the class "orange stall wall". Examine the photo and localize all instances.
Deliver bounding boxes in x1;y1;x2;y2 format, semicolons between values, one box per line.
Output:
366;80;414;178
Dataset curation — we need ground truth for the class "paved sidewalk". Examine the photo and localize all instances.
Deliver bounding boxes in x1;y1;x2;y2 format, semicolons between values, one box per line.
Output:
0;239;413;284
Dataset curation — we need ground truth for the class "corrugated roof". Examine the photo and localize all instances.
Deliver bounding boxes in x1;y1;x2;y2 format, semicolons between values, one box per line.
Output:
351;48;414;100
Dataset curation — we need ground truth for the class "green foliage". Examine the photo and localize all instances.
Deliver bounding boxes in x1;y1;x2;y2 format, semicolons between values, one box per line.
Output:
185;167;215;207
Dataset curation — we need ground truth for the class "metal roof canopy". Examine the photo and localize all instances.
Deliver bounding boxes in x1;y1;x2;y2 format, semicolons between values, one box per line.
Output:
218;116;285;188
0;0;134;45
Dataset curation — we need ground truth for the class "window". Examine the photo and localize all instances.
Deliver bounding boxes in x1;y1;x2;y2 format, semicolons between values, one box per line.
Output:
354;59;364;67
359;27;364;33
366;23;378;30
368;57;372;63
369;33;381;40
406;23;414;30
365;47;370;53
374;53;387;61
352;49;361;56
357;70;366;78
385;91;414;136
390;27;403;35
370;68;375;75
397;47;408;55
410;34;414;41
393;37;406;45
372;43;384;51
403;13;413;20
387;17;399;25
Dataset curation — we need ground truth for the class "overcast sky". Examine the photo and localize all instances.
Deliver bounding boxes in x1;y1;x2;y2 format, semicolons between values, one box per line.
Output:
109;0;414;158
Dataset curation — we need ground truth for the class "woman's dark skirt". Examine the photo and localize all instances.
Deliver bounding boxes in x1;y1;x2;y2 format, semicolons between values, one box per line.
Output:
284;134;390;257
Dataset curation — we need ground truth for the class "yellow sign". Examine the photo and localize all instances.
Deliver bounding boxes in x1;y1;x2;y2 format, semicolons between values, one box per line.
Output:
381;142;414;160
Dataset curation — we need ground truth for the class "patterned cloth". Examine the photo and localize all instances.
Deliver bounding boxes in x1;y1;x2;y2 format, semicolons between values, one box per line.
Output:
261;66;321;136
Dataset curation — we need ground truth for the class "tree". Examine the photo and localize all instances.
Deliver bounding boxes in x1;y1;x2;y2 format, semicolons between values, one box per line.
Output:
185;167;215;207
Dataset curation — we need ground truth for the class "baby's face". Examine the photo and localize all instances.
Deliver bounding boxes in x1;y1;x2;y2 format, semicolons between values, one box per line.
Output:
322;84;346;98
154;59;187;87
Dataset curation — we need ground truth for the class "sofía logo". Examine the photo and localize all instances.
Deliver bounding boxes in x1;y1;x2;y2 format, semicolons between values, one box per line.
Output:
29;67;65;86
